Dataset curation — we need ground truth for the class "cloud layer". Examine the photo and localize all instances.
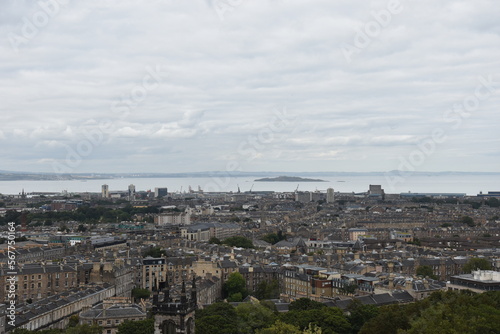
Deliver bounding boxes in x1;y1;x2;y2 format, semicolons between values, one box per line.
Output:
1;0;499;173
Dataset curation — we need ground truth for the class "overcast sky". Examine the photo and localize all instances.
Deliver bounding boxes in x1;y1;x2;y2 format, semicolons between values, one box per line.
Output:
1;0;499;174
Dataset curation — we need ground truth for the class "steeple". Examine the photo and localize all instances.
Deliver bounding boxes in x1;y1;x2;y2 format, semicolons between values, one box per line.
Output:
191;276;197;305
180;280;187;305
153;278;159;305
163;277;170;303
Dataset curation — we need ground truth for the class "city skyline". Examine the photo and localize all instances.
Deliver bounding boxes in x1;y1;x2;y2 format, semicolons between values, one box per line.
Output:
1;0;499;174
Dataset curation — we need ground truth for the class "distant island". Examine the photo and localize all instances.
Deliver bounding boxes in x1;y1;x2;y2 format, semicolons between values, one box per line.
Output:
254;176;327;182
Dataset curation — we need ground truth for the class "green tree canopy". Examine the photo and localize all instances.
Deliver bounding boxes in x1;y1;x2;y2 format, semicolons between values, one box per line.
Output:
222;236;254;248
254;279;280;300
359;290;500;334
65;324;103;334
235;302;277;333
117;319;154;334
142;246;166;258
279;307;351;334
196;302;239;334
288;298;326;311
485;197;499;207
459;215;475;227
416;265;438;280
131;287;151;301
208;237;221;244
346;300;379;334
462;258;492;273
223;272;248;301
261;231;287;245
256;320;302;334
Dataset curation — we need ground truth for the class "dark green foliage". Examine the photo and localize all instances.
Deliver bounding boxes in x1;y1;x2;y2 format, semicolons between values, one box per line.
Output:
339;283;358;295
0;209;22;225
254;279;280;300
261;231;286;245
117;318;154;334
359;290;500;334
0;205;160;226
196;315;239;334
208;237;221;244
12;324;103;334
142;246;166;258
416;265;438;280
346;300;379;334
288;297;326;311
65;324;103;334
459;215;475;227
412;196;432;203
131;287;151;301
256;320;302;334
280;307;352;334
485;197;499;207
260;300;278;314
462;258;492;273
358;303;411;334
12;330;62;334
408;238;421;246
68;315;79;327
235;303;277;333
222;236;254;248
223;272;248;300
196;302;239;334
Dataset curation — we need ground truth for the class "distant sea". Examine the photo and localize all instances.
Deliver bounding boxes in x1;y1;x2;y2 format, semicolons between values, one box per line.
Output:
0;174;499;196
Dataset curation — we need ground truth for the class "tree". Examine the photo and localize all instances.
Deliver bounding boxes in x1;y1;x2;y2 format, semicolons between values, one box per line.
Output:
261;232;286;245
260;300;278;314
339;283;358;295
485;197;500;207
196;302;239;334
208;237;221;244
359;290;500;334
65;324;103;334
223;272;248;300
459;215;475;227
346;300;379;334
196;315;239;334
117;318;154;334
288;298;326;311
68;315;80;327
131;287;151;301
256;320;302;334
142;246;166;258
416;265;438;280
254;279;280;300
77;224;87;232
280;307;351;334
222;236;254;248
462;258;492;273
235;302;277;333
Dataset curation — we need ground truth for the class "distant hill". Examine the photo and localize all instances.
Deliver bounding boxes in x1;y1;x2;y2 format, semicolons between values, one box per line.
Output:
254;176;326;182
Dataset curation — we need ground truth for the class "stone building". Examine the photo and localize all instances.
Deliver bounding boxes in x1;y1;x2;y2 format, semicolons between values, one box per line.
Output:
79;297;147;334
153;279;197;334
